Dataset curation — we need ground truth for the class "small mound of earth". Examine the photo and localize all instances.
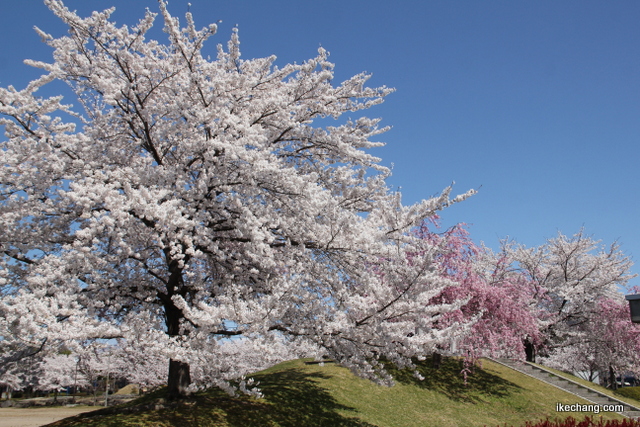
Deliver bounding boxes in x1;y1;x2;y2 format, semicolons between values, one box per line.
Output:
115;384;139;395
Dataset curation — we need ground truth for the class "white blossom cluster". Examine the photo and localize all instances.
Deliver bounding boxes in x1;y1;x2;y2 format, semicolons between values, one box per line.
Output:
0;1;474;395
505;230;633;345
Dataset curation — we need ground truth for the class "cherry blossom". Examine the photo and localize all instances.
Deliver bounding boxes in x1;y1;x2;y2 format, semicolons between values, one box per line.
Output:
0;1;474;397
505;230;634;360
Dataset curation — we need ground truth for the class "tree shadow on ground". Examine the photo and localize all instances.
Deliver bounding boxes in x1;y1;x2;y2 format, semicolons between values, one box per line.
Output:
387;356;522;404
242;368;377;427
45;369;376;427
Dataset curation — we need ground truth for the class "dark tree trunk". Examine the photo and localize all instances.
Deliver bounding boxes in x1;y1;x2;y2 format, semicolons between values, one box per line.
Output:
432;352;442;369
167;359;191;399
164;295;191;399
610;365;618;390
524;339;535;362
162;248;194;399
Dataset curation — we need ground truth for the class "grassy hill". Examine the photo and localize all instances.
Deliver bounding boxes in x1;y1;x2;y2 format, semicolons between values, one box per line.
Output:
45;357;627;427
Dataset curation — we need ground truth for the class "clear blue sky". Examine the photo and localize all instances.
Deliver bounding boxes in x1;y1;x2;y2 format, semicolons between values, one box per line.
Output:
2;1;639;288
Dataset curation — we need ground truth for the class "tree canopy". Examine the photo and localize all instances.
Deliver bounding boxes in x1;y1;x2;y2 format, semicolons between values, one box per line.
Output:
0;0;474;397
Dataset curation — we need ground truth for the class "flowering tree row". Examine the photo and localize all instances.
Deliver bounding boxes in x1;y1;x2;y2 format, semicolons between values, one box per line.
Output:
419;221;639;383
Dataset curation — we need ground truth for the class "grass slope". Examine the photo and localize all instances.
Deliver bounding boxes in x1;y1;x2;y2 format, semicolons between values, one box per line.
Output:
45;357;624;427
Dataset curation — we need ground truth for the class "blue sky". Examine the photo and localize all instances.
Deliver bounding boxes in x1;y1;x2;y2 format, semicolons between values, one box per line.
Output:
1;1;639;288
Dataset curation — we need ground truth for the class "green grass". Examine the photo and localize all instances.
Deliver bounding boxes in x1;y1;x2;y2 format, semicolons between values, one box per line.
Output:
43;357;624;427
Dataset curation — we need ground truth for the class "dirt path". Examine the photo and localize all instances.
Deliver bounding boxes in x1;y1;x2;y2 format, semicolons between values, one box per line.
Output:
0;406;99;427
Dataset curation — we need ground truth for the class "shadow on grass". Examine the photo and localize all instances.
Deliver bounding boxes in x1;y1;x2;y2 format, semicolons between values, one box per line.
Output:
45;369;376;427
387;356;522;404
246;368;377;427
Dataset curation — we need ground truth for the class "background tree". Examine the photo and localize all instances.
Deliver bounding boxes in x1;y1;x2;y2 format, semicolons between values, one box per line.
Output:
504;230;635;362
36;353;85;402
541;297;640;388
0;0;474;398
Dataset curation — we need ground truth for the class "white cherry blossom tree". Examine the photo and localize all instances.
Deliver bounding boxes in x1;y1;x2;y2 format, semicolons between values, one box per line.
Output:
504;230;635;361
36;353;88;399
540;297;640;387
0;0;474;397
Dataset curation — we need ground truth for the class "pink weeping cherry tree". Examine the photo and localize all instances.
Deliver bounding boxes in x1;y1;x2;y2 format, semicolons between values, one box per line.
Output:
414;219;541;363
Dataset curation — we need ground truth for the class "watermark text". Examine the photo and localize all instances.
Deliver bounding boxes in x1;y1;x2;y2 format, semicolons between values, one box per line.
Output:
556;403;624;414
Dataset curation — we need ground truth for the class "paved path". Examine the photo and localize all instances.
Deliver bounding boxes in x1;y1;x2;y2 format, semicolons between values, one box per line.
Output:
492;358;640;419
0;406;98;427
